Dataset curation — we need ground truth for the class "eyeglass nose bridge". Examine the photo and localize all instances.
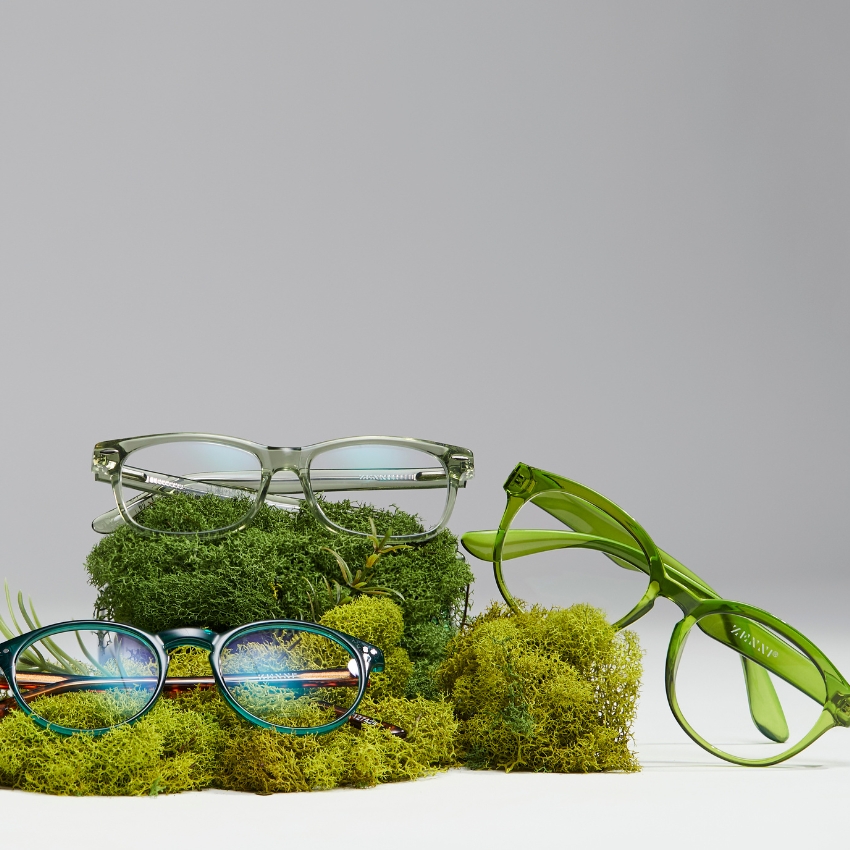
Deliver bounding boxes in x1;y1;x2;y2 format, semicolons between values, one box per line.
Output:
158;627;218;653
264;446;304;471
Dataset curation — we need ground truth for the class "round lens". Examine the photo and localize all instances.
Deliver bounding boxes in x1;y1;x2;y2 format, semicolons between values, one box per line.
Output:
14;626;160;732
673;613;826;763
497;491;650;623
309;444;449;536
119;440;262;533
219;627;361;730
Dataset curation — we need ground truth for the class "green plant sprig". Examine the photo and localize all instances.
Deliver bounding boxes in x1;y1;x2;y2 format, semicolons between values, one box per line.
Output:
308;519;410;618
0;581;89;676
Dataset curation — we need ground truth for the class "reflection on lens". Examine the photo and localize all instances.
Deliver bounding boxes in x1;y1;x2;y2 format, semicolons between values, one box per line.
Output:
14;627;160;732
220;628;360;729
120;441;262;533
674;613;826;762
499;491;649;623
309;445;449;535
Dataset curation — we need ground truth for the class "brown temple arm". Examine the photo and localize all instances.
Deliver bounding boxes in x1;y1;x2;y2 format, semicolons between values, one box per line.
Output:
0;672;407;737
6;669;359;698
159;677;406;736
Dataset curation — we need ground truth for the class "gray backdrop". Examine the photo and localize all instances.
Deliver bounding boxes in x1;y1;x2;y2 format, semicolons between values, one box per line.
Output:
1;0;847;695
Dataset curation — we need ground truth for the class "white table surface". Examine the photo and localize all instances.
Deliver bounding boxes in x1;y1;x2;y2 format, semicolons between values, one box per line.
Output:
3;736;848;850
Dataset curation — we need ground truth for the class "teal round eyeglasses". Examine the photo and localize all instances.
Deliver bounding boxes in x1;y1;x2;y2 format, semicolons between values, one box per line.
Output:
0;619;404;738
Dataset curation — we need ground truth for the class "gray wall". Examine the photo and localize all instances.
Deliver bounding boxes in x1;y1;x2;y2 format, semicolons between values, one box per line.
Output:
1;3;847;652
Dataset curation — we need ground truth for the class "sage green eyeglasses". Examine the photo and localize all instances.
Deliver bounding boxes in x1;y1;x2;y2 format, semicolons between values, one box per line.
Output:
92;433;474;542
461;463;850;767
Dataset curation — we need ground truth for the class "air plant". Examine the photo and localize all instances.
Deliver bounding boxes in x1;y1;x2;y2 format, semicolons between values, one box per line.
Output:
306;519;409;620
0;581;90;677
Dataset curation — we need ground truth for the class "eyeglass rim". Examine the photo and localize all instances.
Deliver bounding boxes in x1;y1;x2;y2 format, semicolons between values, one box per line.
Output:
666;599;840;767
487;463;663;626
0;618;381;737
92;433;474;542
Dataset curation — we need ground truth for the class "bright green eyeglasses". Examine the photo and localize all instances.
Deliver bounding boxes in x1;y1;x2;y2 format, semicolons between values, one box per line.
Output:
0;619;403;737
461;463;850;767
92;433;474;542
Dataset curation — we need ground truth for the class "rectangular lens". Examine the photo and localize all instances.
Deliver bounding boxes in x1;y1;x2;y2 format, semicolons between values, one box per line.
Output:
308;444;449;535
119;440;262;533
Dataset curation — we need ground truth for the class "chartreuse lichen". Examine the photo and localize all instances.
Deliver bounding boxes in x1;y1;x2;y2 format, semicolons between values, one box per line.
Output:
437;603;642;773
0;596;458;795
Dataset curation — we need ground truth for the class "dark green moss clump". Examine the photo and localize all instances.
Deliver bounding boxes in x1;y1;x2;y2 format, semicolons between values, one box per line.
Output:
85;494;472;667
437;603;642;773
0;597;458;796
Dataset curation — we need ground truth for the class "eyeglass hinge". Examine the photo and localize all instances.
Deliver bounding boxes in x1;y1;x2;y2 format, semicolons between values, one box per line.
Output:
449;453;474;484
829;692;850;726
92;448;120;476
504;463;534;496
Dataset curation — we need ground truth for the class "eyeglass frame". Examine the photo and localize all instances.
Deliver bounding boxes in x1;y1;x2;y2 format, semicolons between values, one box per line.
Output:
92;433;474;542
0;617;405;738
460;462;850;767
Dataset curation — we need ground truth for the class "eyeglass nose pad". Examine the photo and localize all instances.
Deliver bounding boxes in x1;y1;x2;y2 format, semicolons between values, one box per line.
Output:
614;581;660;629
158;628;217;653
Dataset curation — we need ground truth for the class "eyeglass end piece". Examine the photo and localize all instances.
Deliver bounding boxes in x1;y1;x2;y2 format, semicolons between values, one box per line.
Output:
460;531;497;562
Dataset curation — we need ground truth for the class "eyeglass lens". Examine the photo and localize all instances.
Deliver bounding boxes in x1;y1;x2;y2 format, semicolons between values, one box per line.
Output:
219;627;361;729
673;613;826;762
309;444;449;535
12;627;161;732
500;492;649;622
119;441;263;532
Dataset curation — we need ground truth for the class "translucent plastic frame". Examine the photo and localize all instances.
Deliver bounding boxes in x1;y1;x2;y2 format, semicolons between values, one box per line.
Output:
461;463;850;767
92;433;474;542
0;619;404;737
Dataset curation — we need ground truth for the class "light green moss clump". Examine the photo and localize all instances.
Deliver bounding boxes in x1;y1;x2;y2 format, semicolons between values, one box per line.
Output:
216;694;456;794
437;603;642;773
0;699;224;796
0;597;458;796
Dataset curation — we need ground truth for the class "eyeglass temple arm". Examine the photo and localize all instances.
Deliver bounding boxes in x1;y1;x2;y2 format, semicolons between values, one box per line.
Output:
92;466;456;534
157;676;406;737
91;471;304;533
695;613;827;712
522;491;724;597
121;467;454;495
462;529;718;598
0;671;407;737
461;528;798;743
